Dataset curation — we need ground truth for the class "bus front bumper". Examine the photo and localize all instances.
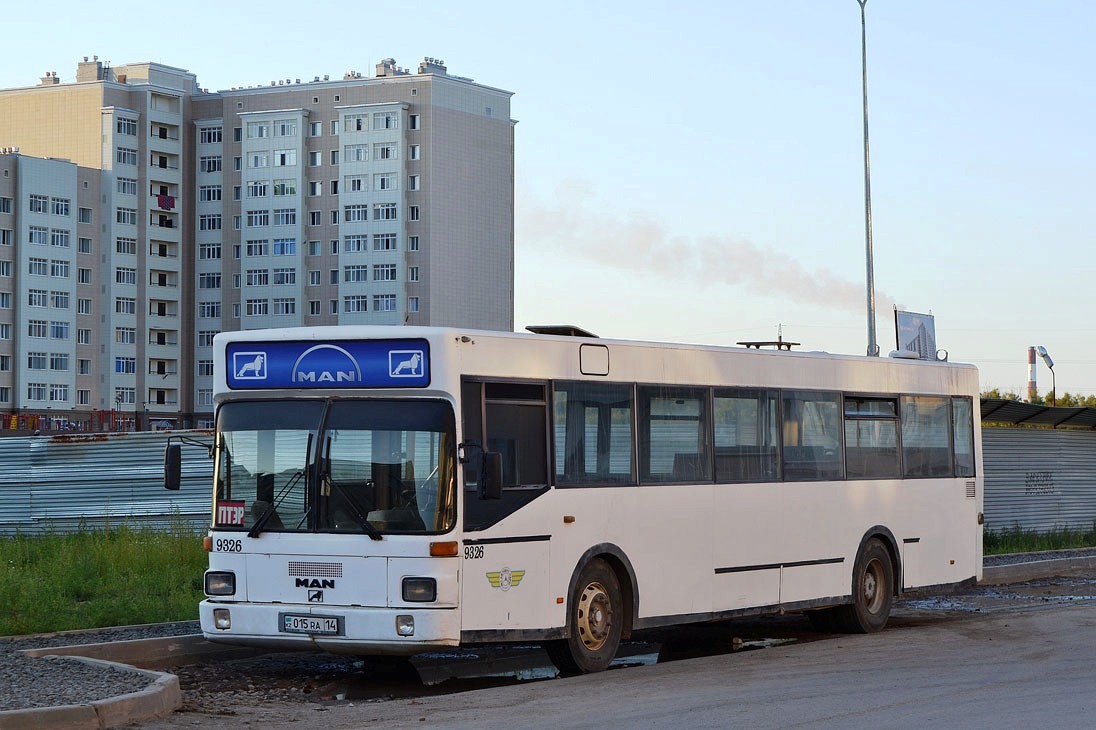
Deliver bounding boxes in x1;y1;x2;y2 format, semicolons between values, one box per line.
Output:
199;600;460;655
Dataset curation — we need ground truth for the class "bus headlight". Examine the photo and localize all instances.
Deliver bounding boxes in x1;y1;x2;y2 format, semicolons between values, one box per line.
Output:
205;571;236;596
396;615;415;636
212;608;232;630
402;577;437;602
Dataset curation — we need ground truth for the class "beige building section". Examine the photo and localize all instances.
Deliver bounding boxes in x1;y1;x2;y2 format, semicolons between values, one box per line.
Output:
0;56;514;431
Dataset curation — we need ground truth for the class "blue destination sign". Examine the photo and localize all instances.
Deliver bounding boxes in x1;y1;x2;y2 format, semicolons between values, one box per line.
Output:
225;339;430;389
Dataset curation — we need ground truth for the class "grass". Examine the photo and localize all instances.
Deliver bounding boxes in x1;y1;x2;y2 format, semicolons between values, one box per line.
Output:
3;521;1094;636
0;520;207;636
983;523;1096;556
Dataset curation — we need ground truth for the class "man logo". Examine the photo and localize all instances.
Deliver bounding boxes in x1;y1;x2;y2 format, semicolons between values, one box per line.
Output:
291;344;362;384
233;352;267;380
389;350;425;378
308;590;324;603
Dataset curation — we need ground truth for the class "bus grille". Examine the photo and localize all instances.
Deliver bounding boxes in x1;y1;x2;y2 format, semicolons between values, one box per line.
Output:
288;561;343;578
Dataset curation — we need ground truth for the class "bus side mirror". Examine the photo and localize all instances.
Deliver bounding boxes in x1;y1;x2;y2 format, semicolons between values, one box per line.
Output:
165;443;182;491
481;451;503;500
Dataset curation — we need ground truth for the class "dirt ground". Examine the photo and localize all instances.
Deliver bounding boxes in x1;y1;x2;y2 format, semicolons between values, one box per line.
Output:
128;571;1096;729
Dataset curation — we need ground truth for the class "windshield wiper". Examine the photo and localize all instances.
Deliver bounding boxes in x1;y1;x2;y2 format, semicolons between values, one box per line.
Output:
328;478;383;540
248;469;304;538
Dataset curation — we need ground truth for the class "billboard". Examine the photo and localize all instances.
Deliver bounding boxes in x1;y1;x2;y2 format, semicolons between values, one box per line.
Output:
895;310;937;360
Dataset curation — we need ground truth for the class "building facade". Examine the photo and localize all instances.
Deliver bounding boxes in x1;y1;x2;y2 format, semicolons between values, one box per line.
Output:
0;57;515;431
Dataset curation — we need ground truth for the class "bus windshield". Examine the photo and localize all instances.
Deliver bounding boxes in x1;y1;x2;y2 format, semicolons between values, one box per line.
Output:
214;399;457;535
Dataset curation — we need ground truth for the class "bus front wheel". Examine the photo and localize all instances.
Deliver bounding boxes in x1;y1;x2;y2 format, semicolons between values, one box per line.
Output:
545;558;623;674
835;538;894;633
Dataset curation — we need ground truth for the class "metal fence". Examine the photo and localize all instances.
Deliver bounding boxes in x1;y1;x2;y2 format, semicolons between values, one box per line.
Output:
0;430;213;535
983;427;1096;533
0;427;1093;536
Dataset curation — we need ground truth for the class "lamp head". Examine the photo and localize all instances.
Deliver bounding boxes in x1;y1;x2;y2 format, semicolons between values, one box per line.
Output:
1037;346;1054;369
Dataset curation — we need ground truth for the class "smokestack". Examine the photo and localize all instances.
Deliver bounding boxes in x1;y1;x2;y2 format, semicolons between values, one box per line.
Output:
1027;346;1037;402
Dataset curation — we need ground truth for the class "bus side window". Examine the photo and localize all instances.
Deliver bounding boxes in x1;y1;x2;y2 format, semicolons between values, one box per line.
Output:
554;382;636;485
462;380;550;530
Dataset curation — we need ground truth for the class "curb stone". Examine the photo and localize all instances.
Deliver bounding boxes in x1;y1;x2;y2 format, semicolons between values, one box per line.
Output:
0;655;180;730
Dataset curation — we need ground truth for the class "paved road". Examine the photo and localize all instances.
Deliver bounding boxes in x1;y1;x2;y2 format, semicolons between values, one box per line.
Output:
136;582;1096;729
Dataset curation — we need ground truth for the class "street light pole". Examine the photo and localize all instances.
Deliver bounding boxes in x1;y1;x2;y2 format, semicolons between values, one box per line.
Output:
1037;346;1056;407
857;0;879;357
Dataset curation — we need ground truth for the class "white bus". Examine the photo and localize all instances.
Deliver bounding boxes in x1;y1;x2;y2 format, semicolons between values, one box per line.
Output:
166;325;982;673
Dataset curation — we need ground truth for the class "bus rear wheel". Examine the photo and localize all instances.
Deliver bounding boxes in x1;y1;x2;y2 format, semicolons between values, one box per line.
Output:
835;538;894;633
545;558;623;674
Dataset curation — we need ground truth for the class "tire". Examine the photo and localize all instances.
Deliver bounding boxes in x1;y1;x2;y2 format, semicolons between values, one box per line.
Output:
835;538;894;633
545;558;623;674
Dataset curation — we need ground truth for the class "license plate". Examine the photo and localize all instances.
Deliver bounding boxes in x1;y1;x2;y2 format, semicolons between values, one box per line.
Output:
280;613;342;635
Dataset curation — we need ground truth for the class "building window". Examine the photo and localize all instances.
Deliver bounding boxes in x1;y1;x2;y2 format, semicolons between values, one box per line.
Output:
373;294;397;312
78;268;91;284
0;197;9;213
117;177;138;195
116;147;138;166
273;238;296;255
234;127;243;142
115;356;137;374
309;121;322;137
343;295;367;313
344;265;368;282
50;229;70;247
273;209;297;226
309;300;321;315
51;291;70;309
308;151;322;166
28;320;48;338
115;237;137;255
374;173;397;191
29;257;48;276
198;272;221;289
115;387;136;405
246;210;270;227
344;204;368;222
199;155;222;173
1;229;12;246
308;270;321;285
249;152;269;169
199;185;223;202
50;321;69;340
273;267;296;285
245;299;269;316
274;119;297;137
344;144;368;162
409;114;420;130
50;198;70;216
199;126;223;144
116;208;137;225
77;298;91;314
344;114;367;132
374;264;396;281
28;195;48;213
408;205;420;221
308;211;321;226
199;214;222;231
374;143;396;160
408;266;420;282
245;269;269;286
374;233;397;251
50;260;70;278
234;157;242;171
374;112;398;130
78;237;92;253
199;242;222;259
77;328;91;344
408;175;419;191
273;149;296;166
29;226;48;244
28;289;47;307
27;351;47;369
247;122;269;138
49;384;69;402
346;175;366;192
408;235;419;251
116;327;136;344
409;145;420;160
373;203;397;221
274;179;296;196
247;181;269;198
343;235;366;252
199;301;221;318
273;297;295;315
115;297;136;314
408;296;419;313
245;239;270;256
308;181;322;196
198;330;218;347
116;118;138;136
27;383;47;401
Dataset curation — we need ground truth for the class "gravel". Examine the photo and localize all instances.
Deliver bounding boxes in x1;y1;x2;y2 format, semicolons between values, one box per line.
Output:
5;550;1096;714
0;621;198;712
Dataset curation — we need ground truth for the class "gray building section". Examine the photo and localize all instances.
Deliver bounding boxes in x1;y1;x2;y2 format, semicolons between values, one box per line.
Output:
0;56;515;431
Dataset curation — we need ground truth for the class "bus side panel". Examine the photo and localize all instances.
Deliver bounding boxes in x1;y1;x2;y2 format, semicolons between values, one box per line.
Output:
711;483;781;610
779;482;851;604
460;539;551;634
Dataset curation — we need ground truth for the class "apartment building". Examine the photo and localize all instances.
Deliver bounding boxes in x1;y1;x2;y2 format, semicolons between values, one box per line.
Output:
0;56;515;431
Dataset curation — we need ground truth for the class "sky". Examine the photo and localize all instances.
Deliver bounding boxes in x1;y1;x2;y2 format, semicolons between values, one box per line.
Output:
2;1;1093;396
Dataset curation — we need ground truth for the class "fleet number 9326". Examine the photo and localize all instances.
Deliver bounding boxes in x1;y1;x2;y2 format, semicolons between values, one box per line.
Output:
215;538;243;553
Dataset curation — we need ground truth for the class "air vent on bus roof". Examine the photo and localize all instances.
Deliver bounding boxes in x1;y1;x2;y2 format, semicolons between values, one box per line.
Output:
525;325;598;338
